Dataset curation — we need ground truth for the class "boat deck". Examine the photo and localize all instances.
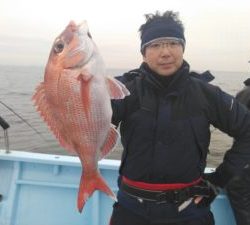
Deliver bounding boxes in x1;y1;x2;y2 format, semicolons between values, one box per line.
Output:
0;150;236;225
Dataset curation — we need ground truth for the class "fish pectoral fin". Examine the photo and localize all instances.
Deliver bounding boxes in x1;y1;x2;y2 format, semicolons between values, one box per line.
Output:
77;71;93;82
78;71;94;117
106;76;130;99
99;125;120;160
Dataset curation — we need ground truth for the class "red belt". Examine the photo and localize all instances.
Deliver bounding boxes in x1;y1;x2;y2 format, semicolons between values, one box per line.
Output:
120;176;209;203
122;176;202;191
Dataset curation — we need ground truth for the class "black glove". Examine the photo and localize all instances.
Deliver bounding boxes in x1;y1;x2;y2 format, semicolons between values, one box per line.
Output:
196;178;220;208
203;165;236;188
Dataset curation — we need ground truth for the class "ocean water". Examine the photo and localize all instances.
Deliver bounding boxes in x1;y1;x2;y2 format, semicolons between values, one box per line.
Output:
0;65;249;167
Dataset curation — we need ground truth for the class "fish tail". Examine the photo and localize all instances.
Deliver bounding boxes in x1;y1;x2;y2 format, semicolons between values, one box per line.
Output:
77;171;117;212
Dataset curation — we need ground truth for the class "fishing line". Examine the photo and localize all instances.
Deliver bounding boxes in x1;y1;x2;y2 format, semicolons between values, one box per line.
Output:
0;100;48;142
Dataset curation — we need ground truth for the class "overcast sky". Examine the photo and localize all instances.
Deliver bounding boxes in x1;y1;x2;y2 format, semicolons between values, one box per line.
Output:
0;0;250;72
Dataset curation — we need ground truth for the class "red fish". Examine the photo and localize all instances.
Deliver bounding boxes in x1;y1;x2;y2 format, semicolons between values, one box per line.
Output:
33;21;129;212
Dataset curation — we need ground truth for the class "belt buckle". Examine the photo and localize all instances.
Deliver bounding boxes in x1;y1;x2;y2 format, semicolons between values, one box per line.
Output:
173;189;188;203
173;190;180;203
156;190;187;204
156;191;179;204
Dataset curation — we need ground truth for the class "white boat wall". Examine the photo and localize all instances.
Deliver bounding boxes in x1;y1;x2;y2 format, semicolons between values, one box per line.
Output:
0;150;236;225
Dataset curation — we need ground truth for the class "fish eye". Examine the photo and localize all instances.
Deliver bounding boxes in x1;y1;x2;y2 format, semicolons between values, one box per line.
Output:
54;40;65;54
87;31;92;39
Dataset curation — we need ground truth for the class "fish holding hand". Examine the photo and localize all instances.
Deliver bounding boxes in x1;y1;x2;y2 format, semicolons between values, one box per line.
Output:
33;21;129;212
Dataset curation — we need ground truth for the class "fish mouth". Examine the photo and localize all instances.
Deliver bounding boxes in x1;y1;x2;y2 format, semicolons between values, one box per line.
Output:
66;22;94;69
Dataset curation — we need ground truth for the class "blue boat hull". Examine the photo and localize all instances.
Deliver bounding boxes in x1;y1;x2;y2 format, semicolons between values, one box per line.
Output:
0;150;236;225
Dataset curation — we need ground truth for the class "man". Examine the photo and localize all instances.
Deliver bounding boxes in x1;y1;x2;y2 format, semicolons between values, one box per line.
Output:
235;78;250;108
109;11;250;225
225;79;250;225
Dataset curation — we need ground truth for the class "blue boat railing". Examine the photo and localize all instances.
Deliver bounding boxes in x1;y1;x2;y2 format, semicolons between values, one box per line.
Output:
0;150;236;225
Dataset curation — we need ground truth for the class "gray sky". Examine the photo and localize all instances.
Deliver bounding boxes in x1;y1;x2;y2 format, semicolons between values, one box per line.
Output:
0;0;250;72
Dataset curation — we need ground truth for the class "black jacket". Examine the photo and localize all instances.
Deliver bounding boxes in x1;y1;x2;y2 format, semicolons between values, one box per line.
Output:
235;78;250;109
112;62;250;187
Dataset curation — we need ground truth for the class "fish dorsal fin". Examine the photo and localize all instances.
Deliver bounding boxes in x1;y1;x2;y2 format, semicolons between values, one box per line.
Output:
99;125;120;160
106;76;130;99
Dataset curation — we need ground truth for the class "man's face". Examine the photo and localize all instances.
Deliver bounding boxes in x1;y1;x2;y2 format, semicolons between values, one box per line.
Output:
143;38;184;76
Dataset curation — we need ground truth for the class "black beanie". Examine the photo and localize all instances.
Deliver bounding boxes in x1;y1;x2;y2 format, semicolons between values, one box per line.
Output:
141;20;185;52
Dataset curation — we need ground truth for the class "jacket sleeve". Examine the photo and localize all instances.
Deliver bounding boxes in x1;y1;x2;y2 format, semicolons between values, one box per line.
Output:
111;72;139;127
111;99;125;127
205;86;250;188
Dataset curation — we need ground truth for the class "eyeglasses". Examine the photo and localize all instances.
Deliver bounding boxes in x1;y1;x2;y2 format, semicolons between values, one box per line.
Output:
146;39;183;51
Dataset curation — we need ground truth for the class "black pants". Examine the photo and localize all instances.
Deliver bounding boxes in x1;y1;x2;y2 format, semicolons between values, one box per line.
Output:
109;202;215;225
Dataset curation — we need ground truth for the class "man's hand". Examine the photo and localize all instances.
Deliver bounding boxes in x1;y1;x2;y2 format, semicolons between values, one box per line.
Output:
195;179;220;207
